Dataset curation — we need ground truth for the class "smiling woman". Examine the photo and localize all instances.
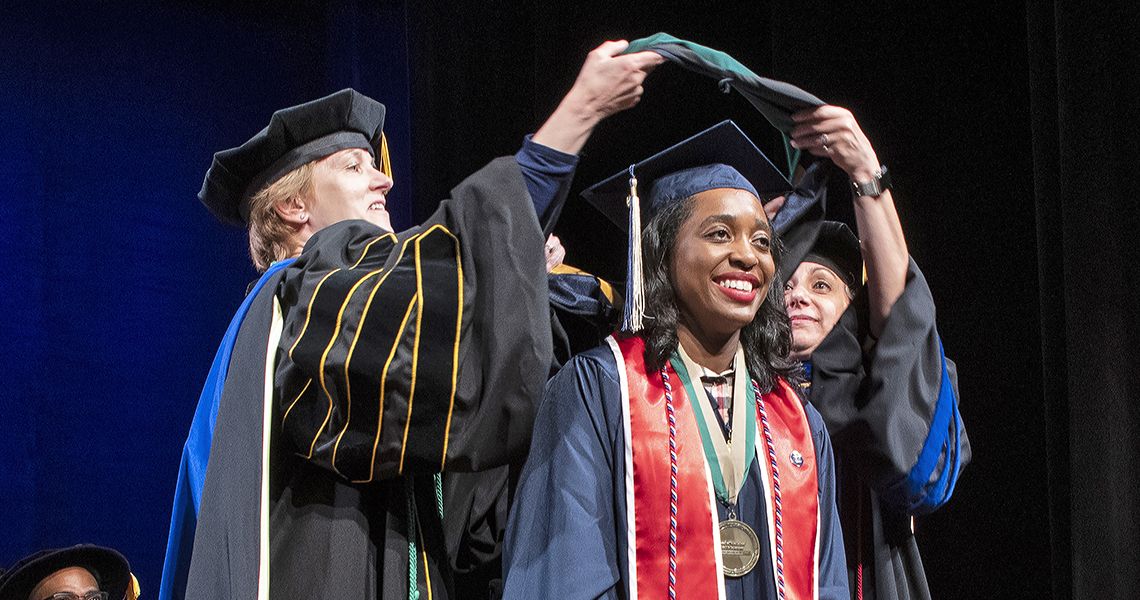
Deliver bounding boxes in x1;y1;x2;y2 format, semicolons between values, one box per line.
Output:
245;141;395;271
786;261;852;359
503;121;849;600
671;188;775;344
163;40;666;600
293;148;395;236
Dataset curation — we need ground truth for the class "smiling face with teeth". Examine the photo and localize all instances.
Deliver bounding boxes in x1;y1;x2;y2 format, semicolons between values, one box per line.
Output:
669;187;776;350
304;147;395;233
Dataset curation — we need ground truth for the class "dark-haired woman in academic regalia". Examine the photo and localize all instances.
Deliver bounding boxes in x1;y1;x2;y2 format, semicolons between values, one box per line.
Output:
775;106;970;600
503;122;848;600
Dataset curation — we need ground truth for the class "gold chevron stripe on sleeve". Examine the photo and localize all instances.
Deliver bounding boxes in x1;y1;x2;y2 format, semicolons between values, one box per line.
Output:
396;234;428;475
306;269;386;460
395;224;461;475
288;268;340;360
306;236;415;461
439;231;463;471
331;254;404;474
281;378;313;427
354;295;418;483
350;232;397;269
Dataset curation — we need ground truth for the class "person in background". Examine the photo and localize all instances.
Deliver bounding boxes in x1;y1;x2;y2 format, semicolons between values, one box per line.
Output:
773;105;969;600
0;544;138;600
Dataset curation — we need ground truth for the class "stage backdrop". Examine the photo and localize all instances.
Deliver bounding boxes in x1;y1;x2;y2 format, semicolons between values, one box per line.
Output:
3;1;1137;598
0;0;415;590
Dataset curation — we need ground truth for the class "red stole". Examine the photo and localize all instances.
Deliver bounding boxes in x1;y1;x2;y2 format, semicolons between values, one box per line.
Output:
607;335;820;599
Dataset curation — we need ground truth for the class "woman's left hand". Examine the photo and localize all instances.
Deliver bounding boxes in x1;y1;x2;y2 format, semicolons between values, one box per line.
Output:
789;105;882;182
762;195;785;222
545;234;566;272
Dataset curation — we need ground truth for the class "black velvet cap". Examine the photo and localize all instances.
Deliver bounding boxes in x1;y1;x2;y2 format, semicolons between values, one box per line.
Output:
0;544;131;600
798;220;862;287
581;120;791;231
199;88;386;225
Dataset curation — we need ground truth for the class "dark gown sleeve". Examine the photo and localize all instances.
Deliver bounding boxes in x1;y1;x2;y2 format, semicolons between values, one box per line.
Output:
435;140;588;598
502;348;624;599
515;134;578;231
517;135;620;370
272;156;553;482
810;258;970;515
547;269;620;371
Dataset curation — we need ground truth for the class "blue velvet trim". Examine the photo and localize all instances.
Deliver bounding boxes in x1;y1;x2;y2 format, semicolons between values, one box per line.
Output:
157;257;296;600
904;337;963;514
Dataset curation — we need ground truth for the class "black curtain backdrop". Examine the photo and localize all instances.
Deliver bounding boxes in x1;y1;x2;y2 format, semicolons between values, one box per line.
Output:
2;2;1137;598
1028;3;1140;598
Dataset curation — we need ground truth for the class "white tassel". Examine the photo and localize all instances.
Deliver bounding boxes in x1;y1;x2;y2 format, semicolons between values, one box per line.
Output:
623;165;646;333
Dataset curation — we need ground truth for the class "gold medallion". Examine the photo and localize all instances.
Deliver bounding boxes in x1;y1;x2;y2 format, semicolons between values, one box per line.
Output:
719;518;761;577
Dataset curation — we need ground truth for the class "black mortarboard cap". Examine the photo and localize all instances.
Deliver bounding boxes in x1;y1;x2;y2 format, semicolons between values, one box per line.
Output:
0;545;132;600
581;120;791;331
199;88;388;226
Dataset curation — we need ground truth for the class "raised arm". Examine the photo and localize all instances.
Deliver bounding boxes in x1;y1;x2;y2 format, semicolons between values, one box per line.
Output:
790;106;908;337
531;40;663;155
518;41;663;235
274;156;548;481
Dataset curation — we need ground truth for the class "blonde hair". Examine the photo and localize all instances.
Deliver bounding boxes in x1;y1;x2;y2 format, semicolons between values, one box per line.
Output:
247;162;315;271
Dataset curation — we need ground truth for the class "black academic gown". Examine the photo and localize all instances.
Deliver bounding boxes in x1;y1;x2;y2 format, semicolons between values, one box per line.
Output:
440;268;618;600
187;157;553;599
502;345;850;600
807;259;971;600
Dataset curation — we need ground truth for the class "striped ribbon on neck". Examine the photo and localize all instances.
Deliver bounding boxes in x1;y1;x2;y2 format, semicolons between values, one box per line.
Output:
660;366;680;600
753;380;788;599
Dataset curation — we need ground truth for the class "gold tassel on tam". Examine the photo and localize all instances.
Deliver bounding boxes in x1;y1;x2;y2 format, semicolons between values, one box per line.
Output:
623;165;646;333
379;132;393;178
126;574;141;600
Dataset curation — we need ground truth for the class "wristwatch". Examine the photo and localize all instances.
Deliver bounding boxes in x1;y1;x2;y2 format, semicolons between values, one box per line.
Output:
851;166;892;198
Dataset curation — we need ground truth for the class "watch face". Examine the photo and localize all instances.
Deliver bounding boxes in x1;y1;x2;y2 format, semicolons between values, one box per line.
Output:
852;166;889;197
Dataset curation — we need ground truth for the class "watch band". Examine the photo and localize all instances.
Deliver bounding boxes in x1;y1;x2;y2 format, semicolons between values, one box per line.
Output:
851;166;891;197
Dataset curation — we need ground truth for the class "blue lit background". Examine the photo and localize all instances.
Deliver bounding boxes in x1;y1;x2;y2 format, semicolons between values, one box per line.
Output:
0;0;414;588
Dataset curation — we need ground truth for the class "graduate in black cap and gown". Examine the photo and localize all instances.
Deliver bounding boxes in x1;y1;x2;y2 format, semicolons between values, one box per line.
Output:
158;41;663;600
773;106;969;600
503;121;848;600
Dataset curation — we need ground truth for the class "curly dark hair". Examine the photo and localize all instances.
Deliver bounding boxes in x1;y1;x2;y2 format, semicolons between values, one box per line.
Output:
631;195;801;392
